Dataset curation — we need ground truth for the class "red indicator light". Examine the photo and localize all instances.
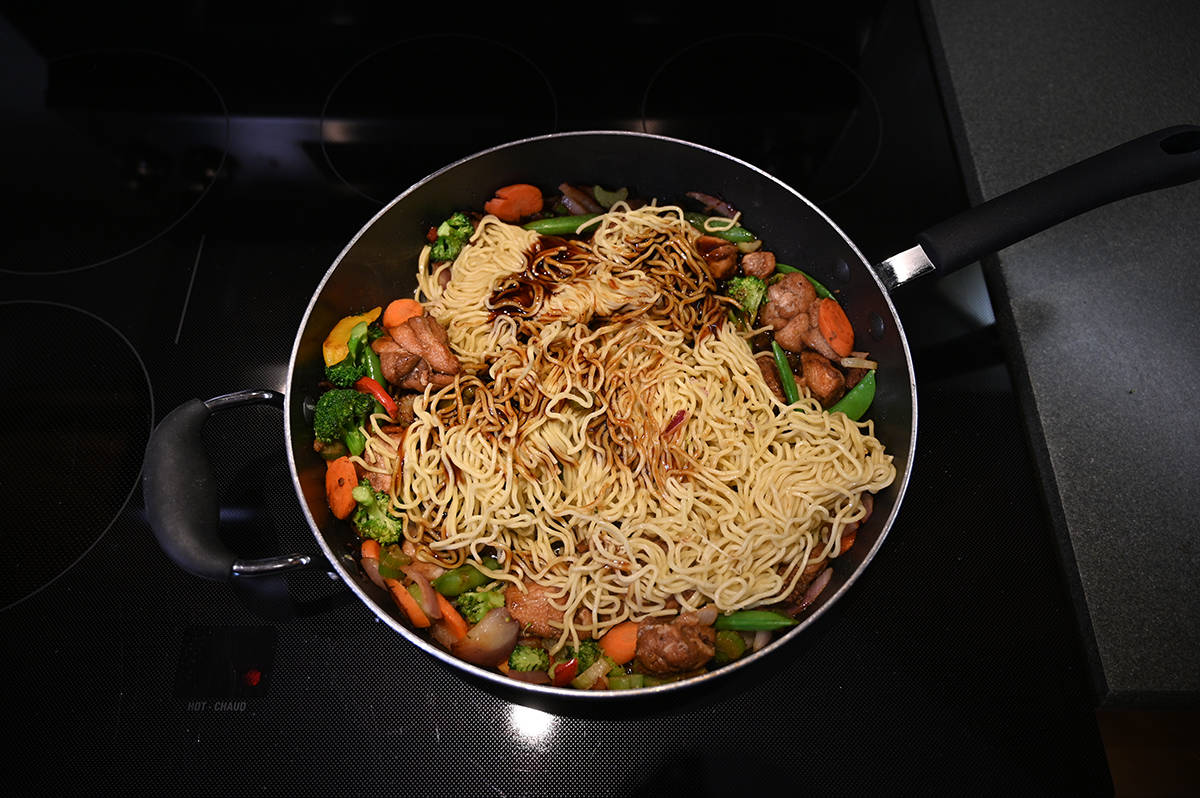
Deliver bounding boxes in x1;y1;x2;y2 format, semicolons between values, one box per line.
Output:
242;668;262;687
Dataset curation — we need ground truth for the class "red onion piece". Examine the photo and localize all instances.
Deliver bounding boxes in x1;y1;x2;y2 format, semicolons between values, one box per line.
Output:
662;409;687;437
752;630;772;652
505;669;551;685
407;570;442;620
430;621;461;650
798;567;833;612
558;183;603;215
686;190;738;218
694;606;718;626
360;557;387;590
453;607;518;667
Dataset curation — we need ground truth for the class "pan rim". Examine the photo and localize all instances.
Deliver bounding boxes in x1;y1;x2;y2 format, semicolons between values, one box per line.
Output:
284;129;918;700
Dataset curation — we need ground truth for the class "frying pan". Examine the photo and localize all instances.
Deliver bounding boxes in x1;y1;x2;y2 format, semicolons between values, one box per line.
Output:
143;127;1200;702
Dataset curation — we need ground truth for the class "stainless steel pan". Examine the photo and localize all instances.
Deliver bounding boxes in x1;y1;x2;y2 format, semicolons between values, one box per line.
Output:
144;126;1200;702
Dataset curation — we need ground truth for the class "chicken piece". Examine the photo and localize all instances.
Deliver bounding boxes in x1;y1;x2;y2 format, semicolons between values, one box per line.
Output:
635;614;717;675
505;580;593;639
695;235;738;280
800;351;845;407
760;273;841;360
741;250;776;279
390;316;460;376
372;337;421;385
760;272;817;328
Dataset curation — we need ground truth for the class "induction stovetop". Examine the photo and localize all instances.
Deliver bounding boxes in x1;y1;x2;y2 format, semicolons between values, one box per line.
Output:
0;3;1112;794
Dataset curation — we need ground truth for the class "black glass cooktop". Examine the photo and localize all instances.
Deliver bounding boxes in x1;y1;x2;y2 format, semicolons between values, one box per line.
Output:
0;3;1112;794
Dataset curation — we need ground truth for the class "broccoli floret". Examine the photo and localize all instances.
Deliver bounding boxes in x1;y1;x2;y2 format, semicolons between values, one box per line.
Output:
324;356;366;388
349;480;402;544
508;644;551;672
563;639;603;672
430;212;474;262
727;275;768;326
313;389;374;455
455;587;505;624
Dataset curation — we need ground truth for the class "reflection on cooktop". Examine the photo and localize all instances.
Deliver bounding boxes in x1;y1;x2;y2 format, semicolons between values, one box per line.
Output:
320;35;558;204
0;301;154;610
0;49;229;275
641;33;882;204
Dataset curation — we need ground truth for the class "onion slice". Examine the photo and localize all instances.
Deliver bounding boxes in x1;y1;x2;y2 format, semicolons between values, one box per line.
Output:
506;669;551;685
839;356;878;370
360;557;387;590
452;607;518;667
407;570;442;620
797;567;833;613
752;630;772;652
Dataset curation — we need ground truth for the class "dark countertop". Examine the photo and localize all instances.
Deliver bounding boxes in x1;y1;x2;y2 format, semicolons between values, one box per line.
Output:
922;0;1200;707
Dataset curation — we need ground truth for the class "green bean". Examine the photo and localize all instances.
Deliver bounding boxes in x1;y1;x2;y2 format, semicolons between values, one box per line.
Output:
684;212;757;243
771;342;801;404
827;370;876;421
713;609;799;631
522;214;600;235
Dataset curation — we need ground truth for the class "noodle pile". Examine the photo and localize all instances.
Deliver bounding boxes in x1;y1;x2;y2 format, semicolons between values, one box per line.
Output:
373;203;895;651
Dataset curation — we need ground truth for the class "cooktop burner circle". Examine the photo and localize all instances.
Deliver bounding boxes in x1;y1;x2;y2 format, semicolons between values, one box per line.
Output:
0;302;154;611
0;49;229;276
640;34;882;204
320;35;558;204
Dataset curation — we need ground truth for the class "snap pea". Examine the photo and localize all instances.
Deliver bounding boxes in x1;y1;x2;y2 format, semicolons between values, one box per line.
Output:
713;609;799;631
432;556;502;596
771;342;801;404
683;212;757;243
827;370;876;421
774;263;834;300
522;214;599;235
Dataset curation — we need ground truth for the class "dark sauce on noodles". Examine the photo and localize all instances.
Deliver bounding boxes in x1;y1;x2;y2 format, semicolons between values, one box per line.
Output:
487;235;593;320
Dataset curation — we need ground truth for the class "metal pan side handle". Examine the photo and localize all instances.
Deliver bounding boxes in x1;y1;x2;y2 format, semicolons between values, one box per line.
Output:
142;389;313;581
913;124;1200;278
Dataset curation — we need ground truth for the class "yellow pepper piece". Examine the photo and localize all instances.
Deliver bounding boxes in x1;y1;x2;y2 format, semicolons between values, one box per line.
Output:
322;307;381;367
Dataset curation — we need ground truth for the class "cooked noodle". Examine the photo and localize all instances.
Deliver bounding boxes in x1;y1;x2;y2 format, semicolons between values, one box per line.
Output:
376;203;894;652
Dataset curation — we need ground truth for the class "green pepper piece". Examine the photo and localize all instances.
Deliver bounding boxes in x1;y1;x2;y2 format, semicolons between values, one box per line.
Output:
432;556;502;596
683;212;757;243
522;214;600;236
607;674;645;690
377;562;405;580
771;342;801;404
713;609;799;631
827;370;876;421
712;629;747;664
774;264;835;300
379;545;411;571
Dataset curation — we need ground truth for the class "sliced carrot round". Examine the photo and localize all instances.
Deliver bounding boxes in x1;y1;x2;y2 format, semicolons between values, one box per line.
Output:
325;456;358;520
383;298;424;329
817;298;854;358
598;620;640;665
484;183;543;223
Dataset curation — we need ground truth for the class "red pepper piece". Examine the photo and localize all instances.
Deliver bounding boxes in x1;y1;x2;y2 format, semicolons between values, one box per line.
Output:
354;376;399;420
551;658;578;687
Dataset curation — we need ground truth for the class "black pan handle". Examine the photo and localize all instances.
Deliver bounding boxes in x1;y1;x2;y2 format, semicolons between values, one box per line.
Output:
880;125;1200;287
143;389;314;581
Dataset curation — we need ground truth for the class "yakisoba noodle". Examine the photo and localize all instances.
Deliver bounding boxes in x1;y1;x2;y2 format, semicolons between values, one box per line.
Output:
373;202;894;653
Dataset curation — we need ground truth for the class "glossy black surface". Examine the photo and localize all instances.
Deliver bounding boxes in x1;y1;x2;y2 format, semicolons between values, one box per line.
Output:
0;2;1112;793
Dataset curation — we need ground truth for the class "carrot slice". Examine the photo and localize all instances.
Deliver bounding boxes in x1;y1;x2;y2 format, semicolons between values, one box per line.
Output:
484;183;544;223
382;298;424;329
840;527;857;555
434;592;469;642
360;539;381;560
817;298;854;358
598;620;640;665
385;577;430;628
325;457;358;520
